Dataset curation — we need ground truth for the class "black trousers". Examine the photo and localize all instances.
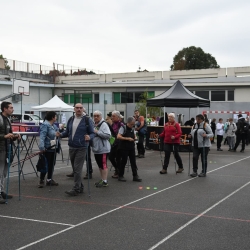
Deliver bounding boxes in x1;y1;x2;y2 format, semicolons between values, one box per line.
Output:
137;133;145;155
109;144;121;174
234;133;246;151
192;147;209;173
86;145;93;173
40;151;57;180
163;144;183;170
119;149;138;177
217;135;223;149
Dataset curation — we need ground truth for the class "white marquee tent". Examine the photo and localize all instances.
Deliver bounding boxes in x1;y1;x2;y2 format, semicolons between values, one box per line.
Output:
31;95;74;111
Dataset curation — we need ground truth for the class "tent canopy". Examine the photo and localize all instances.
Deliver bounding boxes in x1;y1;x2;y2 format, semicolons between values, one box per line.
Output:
147;80;210;107
31;95;74;111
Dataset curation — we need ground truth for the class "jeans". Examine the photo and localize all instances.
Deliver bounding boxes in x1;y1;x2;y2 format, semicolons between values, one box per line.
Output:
40;151;57;180
163;144;183;169
227;136;235;149
192;147;209;173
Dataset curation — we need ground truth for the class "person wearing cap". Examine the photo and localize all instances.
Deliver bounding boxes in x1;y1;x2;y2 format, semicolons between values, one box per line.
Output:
158;113;184;174
233;114;248;152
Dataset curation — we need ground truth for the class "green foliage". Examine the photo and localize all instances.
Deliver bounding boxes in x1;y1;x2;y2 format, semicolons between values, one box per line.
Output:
0;54;10;70
135;91;161;117
170;46;220;71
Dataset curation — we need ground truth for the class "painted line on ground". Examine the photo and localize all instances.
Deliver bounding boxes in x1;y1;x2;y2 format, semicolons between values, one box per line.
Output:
16;156;250;250
0;215;73;227
148;180;250;250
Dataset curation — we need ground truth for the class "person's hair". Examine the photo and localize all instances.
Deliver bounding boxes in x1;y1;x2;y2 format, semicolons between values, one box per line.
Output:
112;110;121;117
229;118;233;122
45;111;57;121
152;116;156;120
168;112;175;118
191;118;195;122
134;109;139;112
196;114;204;121
127;116;135;123
94;110;102;117
1;101;12;112
219;118;223;122
212;118;216;122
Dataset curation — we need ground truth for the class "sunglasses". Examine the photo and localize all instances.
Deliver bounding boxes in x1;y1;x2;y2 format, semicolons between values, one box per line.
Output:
75;107;83;109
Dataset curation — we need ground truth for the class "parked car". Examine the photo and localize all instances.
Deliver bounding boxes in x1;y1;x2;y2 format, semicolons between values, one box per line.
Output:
11;113;43;125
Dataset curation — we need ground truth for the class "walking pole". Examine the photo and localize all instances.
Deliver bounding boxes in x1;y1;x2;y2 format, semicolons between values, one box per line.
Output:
159;138;164;168
49;138;58;192
85;143;91;197
5;144;12;204
202;137;206;176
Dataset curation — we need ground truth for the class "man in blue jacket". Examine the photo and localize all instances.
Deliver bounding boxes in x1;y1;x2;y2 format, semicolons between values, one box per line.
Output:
57;103;95;196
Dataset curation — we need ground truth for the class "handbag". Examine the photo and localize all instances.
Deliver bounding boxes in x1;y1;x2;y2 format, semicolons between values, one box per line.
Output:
36;154;48;173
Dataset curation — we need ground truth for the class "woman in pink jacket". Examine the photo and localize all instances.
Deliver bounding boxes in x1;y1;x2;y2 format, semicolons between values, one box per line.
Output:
159;113;184;174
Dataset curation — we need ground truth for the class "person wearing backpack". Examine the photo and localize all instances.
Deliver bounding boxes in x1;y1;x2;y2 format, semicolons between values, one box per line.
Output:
158;113;184;174
57;103;95;196
38;111;59;188
233;114;247;152
225;118;237;151
189;114;213;177
91;110;111;187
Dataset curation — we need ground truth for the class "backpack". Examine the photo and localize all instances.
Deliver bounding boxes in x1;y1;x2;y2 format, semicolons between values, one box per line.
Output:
96;121;116;145
193;122;213;141
68;115;90;130
36;154;48;174
165;122;178;133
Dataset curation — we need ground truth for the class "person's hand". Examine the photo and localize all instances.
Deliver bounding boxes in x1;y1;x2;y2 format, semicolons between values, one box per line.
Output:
202;133;207;137
94;129;98;134
171;136;175;140
188;134;192;138
56;132;61;137
4;133;15;139
85;134;90;141
128;137;134;141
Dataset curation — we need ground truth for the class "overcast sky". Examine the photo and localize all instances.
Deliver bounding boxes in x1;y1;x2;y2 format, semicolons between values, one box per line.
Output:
1;0;250;73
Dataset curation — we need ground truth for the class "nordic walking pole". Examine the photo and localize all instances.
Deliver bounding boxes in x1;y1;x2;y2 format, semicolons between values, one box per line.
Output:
17;138;21;200
202;137;206;175
159;137;164;168
172;138;177;175
5;144;12;204
188;148;191;176
49;138;58;192
86;143;91;197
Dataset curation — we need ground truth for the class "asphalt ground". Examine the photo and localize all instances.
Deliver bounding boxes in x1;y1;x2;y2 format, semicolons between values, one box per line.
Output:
1;139;250;250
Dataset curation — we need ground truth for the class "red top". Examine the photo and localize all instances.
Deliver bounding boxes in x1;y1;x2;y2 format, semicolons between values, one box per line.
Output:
159;122;182;144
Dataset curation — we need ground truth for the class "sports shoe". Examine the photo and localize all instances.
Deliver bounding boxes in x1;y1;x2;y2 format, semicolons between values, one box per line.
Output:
38;180;44;188
135;155;140;158
65;189;79;196
46;179;59;186
1;191;13;199
190;172;198;177
96;181;109;187
95;180;103;186
83;173;92;179
133;175;142;182
138;154;145;158
66;172;74;177
198;172;206;177
160;169;167;174
118;176;126;182
240;149;244;153
176;168;184;173
0;195;6;204
217;148;223;151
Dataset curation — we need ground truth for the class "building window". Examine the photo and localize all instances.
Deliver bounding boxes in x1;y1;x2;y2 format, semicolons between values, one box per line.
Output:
114;92;121;103
121;92;133;103
94;93;99;103
82;93;92;103
135;92;143;102
195;91;209;99
64;94;69;103
147;91;155;98
211;91;225;101
228;90;234;101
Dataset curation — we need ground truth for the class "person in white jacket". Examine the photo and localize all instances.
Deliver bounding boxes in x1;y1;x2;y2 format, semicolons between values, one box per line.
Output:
216;118;224;151
91;110;111;187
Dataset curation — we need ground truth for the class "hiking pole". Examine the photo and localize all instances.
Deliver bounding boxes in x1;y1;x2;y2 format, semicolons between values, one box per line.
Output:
159;138;164;168
5;144;12;204
172;138;177;175
17;138;21;200
49;138;58;192
86;142;91;198
202;137;206;176
188;147;191;176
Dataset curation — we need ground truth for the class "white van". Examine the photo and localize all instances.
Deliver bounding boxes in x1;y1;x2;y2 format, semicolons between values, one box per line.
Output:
11;113;43;125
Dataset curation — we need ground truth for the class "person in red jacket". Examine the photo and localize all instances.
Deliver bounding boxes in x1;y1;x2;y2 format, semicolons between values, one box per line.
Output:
159;113;184;174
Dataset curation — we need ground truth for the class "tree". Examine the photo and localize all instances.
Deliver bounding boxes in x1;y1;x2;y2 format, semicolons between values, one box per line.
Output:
170;46;220;71
0;54;10;70
135;91;162;118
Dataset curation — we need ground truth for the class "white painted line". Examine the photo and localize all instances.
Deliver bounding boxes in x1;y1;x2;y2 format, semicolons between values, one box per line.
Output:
148;180;250;250
0;215;73;227
16;156;250;250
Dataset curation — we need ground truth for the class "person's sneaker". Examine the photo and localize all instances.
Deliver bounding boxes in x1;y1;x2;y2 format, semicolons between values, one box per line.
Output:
135;155;140;158
138;154;145;158
118;176;126;182
240;149;244;153
102;181;109;187
133;175;142;182
1;191;13;199
160;169;167;174
83;173;92;179
217;148;223;151
46;179;59;186
232;149;236;152
176;168;184;173
65;190;79;196
96;181;109;187
66;172;74;177
38;180;45;188
95;180;103;186
198;172;206;177
190;172;198;177
0;194;6;204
